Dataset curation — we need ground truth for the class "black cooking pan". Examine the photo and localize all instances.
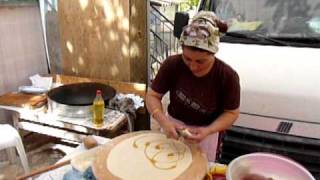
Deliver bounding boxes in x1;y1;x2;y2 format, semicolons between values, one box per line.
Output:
47;82;116;106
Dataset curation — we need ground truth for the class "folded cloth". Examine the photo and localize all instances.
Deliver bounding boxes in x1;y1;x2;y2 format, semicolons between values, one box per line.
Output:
114;93;144;109
83;167;96;180
108;95;136;131
63;169;82;180
63;167;96;180
29;74;53;90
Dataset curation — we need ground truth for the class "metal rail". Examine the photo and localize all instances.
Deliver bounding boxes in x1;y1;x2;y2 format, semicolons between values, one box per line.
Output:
149;4;180;84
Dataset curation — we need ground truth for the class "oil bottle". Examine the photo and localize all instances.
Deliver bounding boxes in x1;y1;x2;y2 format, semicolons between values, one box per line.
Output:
92;90;105;127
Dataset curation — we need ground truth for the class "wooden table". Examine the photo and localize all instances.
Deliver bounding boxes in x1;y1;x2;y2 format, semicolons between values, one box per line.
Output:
0;74;148;142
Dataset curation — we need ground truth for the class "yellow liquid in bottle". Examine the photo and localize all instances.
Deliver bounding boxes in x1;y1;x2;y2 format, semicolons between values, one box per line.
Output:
92;100;105;127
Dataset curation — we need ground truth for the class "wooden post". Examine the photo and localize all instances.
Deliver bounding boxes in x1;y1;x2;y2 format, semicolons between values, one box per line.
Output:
58;0;148;84
129;0;148;84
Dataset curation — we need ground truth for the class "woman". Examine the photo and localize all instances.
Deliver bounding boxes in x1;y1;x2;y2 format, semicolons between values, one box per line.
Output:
146;11;240;161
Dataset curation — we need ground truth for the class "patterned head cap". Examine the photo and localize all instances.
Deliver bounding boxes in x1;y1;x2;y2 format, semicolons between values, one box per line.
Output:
180;11;221;54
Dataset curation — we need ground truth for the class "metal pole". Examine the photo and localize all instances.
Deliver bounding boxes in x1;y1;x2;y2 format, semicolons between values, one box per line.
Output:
39;0;51;73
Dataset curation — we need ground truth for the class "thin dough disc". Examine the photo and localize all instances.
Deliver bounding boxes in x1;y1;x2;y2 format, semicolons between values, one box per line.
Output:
107;133;193;180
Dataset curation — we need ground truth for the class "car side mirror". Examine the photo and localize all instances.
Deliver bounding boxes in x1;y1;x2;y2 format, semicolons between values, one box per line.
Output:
173;12;189;38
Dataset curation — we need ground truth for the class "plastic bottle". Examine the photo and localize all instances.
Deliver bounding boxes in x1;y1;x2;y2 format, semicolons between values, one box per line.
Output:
92;90;105;127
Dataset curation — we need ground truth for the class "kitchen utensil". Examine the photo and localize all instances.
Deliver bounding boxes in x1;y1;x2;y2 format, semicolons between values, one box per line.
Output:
47;82;116;118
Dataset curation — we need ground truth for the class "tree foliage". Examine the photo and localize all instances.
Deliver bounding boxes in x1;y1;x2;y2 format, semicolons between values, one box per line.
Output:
188;0;200;7
179;0;200;11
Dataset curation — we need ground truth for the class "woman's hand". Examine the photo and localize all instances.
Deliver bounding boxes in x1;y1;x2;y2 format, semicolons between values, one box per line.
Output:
186;127;211;143
146;89;181;139
159;119;182;139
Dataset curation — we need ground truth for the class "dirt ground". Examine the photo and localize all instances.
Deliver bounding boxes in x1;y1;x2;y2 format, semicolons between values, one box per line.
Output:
0;132;77;180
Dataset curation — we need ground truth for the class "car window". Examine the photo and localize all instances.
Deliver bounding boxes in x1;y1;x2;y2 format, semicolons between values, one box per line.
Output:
200;0;320;48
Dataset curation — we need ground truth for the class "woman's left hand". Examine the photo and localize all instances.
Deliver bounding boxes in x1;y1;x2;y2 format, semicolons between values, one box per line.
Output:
185;127;211;143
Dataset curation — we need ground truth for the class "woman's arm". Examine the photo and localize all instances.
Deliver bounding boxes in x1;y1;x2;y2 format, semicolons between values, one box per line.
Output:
188;108;240;142
146;88;164;118
207;108;239;133
146;88;180;139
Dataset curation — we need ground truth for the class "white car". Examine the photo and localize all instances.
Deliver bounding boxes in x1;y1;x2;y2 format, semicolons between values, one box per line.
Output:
195;0;320;177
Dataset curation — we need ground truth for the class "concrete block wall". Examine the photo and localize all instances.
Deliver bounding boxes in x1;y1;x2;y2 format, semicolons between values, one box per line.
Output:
0;5;48;124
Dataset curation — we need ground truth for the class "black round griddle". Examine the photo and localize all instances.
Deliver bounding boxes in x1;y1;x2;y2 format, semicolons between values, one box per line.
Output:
47;82;116;106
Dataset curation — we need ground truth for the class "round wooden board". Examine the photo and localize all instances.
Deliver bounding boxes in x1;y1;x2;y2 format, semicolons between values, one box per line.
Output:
92;131;208;180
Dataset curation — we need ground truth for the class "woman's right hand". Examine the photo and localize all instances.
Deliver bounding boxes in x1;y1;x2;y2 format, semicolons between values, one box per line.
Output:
158;118;180;139
146;89;182;139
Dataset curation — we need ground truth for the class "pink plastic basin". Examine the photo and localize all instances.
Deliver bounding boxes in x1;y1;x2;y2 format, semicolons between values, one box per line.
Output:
226;152;315;180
